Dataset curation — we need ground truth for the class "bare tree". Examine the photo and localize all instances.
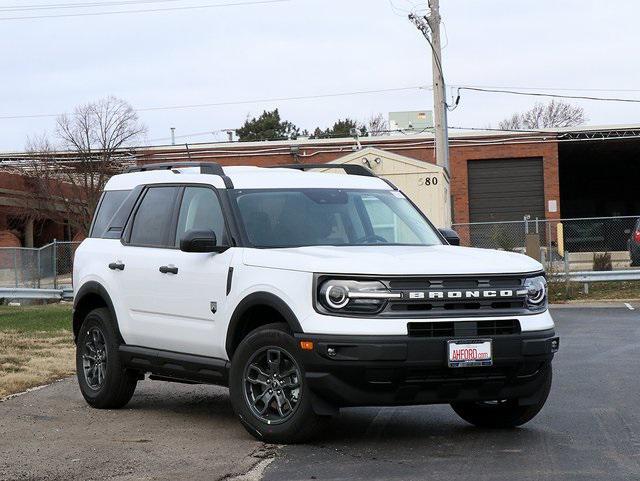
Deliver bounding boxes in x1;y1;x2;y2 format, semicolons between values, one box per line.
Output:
10;97;146;235
498;100;586;130
367;113;389;136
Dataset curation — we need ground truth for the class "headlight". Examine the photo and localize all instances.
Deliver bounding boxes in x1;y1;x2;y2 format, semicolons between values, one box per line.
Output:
317;279;401;314
524;275;547;310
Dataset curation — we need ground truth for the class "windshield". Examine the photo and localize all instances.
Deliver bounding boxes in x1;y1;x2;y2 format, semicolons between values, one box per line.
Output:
231;189;443;248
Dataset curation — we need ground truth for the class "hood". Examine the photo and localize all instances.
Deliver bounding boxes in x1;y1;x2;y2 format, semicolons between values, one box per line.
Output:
242;245;543;276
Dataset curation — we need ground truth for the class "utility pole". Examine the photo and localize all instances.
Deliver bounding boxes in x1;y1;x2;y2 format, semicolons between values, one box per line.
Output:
409;0;450;173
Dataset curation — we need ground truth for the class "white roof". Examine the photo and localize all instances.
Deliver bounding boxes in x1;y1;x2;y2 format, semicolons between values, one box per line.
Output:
104;165;392;191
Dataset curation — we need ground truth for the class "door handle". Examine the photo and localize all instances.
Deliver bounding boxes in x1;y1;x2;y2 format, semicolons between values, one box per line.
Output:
108;262;125;271
159;265;179;275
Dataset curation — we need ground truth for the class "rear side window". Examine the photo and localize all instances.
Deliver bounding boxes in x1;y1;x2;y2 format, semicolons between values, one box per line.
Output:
129;187;179;247
91;190;130;238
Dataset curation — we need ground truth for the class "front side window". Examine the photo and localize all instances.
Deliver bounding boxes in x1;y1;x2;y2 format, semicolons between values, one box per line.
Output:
129;187;179;247
91;190;130;238
231;189;442;248
175;187;226;246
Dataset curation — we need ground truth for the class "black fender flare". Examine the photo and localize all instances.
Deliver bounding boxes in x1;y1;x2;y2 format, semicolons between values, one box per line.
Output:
225;291;303;358
73;281;123;343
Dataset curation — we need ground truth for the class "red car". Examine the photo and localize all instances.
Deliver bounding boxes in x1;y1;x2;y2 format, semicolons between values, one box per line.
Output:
630;218;640;267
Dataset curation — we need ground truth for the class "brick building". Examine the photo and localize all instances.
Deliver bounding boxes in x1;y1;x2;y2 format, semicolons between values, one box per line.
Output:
1;125;639;248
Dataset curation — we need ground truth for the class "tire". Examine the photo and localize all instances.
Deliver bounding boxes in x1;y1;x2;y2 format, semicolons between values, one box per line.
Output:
450;365;552;428
229;323;327;443
76;307;138;409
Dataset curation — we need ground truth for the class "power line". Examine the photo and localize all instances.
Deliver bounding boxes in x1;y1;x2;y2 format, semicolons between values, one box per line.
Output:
0;0;185;13
4;126;639;159
0;85;429;120
451;84;640;94
136;86;428;113
457;86;640;104
147;130;222;142
0;0;294;20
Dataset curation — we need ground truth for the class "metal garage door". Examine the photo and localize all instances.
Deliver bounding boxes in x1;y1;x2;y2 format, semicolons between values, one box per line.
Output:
468;158;545;222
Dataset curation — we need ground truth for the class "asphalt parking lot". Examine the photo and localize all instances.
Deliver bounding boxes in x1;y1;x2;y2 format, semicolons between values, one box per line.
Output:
1;305;639;481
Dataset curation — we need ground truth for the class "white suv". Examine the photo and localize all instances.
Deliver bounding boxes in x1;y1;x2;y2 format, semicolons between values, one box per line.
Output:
73;162;559;443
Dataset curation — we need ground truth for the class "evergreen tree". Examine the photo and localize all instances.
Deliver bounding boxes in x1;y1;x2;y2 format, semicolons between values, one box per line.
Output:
236;109;300;141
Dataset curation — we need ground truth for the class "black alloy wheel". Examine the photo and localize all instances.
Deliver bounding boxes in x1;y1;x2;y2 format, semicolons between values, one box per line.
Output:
82;327;108;390
243;347;302;425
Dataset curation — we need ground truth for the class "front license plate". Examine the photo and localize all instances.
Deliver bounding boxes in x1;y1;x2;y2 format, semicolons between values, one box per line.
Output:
447;339;493;368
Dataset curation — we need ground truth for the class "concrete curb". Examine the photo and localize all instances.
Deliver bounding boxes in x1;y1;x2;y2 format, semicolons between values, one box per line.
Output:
0;377;68;403
550;300;638;309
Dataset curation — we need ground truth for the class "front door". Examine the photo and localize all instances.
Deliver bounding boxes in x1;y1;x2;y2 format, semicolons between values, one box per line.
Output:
118;184;232;358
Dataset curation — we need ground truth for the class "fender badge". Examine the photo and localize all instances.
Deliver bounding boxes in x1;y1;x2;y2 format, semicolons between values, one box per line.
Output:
210;302;217;314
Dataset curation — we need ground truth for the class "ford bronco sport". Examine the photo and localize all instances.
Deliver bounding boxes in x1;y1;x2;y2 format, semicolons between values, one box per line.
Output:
73;162;558;443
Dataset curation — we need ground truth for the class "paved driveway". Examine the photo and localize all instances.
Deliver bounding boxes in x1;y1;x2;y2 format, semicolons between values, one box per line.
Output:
1;305;638;480
262;305;640;481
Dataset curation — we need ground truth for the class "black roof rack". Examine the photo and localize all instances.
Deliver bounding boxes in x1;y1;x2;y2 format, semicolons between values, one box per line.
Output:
125;162;234;188
271;163;376;178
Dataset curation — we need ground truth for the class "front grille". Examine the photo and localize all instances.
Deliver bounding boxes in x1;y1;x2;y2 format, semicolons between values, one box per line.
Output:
403;362;540;383
362;362;543;385
407;319;521;337
378;275;530;318
390;299;526;313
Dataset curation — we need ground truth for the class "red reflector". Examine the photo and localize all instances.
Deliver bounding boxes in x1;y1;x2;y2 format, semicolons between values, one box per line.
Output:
299;341;314;351
634;230;640;243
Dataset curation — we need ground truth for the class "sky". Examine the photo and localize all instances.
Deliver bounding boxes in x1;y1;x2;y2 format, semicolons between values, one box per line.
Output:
1;0;639;151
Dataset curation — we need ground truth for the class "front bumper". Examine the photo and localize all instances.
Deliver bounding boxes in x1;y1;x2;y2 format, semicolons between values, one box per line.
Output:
295;329;558;408
299;309;555;335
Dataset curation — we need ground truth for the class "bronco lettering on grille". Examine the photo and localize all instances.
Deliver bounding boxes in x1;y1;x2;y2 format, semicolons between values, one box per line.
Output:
408;290;517;299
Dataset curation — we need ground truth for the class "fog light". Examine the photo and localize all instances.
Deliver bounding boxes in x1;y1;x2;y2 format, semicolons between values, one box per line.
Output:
551;338;560;353
327;347;337;357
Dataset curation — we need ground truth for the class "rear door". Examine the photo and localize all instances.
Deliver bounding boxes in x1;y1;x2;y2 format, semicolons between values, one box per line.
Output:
116;185;182;349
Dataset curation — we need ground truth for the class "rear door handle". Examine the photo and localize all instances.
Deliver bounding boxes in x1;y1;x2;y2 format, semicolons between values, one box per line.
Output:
159;265;179;275
108;262;125;271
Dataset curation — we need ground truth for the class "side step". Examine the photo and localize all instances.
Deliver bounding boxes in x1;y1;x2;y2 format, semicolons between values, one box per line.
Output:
120;345;229;386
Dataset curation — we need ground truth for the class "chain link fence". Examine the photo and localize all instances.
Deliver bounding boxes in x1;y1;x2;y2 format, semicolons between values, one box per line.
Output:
453;216;639;272
0;216;638;289
0;241;80;289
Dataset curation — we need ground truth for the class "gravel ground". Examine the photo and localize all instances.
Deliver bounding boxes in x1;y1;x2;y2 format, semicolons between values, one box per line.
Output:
0;378;273;481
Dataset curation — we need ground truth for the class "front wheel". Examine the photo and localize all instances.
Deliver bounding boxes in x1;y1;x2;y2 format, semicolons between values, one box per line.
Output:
229;323;327;443
450;365;552;428
76;307;138;409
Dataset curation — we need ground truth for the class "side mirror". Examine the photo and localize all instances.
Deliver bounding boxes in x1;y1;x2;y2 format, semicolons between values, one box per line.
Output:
439;228;460;246
180;230;228;253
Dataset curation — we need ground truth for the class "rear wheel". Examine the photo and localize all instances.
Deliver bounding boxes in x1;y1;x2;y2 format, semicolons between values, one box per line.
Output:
451;365;552;428
229;323;327;443
76;307;138;409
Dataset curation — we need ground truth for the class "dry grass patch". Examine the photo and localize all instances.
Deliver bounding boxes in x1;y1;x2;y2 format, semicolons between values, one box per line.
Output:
548;280;640;303
0;330;74;398
0;304;74;398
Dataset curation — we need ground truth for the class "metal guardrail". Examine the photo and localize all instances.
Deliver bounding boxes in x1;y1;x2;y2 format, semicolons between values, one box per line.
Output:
552;269;640;283
0;287;74;300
